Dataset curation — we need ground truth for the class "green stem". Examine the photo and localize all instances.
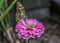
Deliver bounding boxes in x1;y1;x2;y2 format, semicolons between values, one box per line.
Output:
4;0;13;27
0;21;6;32
0;0;17;21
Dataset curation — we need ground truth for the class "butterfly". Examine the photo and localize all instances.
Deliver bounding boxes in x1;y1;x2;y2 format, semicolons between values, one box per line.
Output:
15;1;26;22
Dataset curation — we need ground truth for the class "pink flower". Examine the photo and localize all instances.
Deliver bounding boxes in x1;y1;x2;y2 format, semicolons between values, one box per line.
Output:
15;19;44;39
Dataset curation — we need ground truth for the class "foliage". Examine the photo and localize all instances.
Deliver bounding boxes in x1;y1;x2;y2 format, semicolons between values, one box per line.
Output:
0;0;17;32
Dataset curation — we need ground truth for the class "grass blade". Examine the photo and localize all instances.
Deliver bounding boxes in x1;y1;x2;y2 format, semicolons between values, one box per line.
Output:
0;0;4;9
0;0;17;20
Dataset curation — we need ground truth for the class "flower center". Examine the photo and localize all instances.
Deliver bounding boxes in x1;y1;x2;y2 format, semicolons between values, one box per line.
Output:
27;24;34;30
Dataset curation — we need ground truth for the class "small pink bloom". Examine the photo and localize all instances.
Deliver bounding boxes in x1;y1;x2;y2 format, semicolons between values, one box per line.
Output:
15;19;44;39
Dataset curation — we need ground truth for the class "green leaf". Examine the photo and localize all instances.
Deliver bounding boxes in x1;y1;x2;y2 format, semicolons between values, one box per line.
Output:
0;0;4;9
0;0;17;21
